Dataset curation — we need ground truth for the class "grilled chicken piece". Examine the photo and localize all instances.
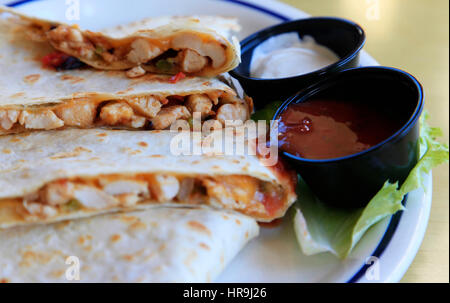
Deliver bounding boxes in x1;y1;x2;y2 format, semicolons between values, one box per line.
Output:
127;39;162;64
126;96;162;118
100;179;149;197
148;174;180;202
23;201;57;218
0;109;20;130
72;185;119;209
171;33;226;69
99;102;134;125
151;105;191;129
185;94;213;118
54;101;97;127
216;103;248;124
126;65;146;78
18;110;64;130
178;49;208;73
40;181;75;206
47;25;95;60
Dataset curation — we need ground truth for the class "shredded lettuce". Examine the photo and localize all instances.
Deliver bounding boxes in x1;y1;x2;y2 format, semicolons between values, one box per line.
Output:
293;112;449;258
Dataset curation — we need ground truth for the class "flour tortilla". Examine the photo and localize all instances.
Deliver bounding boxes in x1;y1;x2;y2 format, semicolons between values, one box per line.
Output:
0;207;258;283
0;15;250;134
0;6;241;76
0;129;297;228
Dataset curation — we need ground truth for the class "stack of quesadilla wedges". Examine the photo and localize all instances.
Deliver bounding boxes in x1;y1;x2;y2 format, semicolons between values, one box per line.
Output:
0;7;297;283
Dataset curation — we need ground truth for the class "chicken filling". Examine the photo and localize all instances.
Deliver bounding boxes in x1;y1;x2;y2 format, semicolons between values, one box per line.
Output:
27;24;228;76
0;93;249;133
21;174;285;219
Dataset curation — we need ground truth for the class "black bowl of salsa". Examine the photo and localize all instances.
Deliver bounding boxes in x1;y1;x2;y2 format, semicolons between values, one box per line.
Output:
230;17;365;110
273;66;424;208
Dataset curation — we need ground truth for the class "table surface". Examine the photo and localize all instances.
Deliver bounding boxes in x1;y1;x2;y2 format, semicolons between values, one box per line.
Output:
280;0;449;283
0;0;447;283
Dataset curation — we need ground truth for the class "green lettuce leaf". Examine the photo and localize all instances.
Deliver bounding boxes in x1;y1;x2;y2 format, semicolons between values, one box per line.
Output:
293;112;449;259
251;101;283;123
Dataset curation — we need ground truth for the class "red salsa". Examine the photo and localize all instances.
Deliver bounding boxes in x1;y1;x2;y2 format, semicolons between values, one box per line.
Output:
278;99;404;160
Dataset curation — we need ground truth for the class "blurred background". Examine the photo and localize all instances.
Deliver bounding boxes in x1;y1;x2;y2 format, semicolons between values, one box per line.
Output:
280;0;449;283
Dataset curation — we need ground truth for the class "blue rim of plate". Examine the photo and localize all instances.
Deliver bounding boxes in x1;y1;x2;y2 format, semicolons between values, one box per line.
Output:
6;0;405;283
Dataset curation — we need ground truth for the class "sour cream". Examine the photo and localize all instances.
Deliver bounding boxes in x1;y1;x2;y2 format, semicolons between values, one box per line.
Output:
250;33;340;79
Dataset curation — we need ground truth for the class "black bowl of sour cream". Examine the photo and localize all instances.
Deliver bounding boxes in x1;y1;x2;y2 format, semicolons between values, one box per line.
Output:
272;67;424;208
230;17;365;108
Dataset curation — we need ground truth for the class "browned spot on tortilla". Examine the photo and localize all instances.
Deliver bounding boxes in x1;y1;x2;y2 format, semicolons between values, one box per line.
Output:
129;149;141;155
245;231;249;239
148;154;163;158
212;165;221;170
129;221;146;230
235;219;241;225
158;244;166;253
0;278;10;283
121;147;141;155
116;87;134;95
55;220;71;230
50;146;91;159
222;215;229;220
202;81;211;86
110;234;122;243
23;74;41;84
78;236;86;245
49;269;65;278
122;254;134;261
2;148;12;154
9;137;21;143
10;92;25;98
187;221;211;237
81;265;91;272
183;251;198;267
232;160;240;164
60;75;85;84
138;141;148;148
21;250;52;267
119;215;139;223
192;160;200;165
199;242;210;250
21;172;31;178
89;157;101;161
97;133;108;137
83;245;92;252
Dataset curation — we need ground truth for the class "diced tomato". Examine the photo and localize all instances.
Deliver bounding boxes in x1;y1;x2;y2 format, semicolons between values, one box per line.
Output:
42;52;69;68
260;190;284;217
169;72;186;84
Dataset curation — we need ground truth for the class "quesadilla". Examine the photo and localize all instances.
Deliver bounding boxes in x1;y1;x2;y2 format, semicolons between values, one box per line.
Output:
0;14;251;135
0;6;241;77
0;129;297;228
0;207;258;282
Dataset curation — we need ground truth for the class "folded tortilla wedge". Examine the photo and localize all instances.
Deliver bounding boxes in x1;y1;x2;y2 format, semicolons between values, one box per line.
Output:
0;15;251;135
0;129;297;228
0;207;259;282
0;6;241;76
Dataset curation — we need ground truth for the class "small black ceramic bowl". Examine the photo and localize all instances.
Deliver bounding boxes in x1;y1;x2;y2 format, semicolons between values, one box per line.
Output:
273;66;424;208
230;17;365;109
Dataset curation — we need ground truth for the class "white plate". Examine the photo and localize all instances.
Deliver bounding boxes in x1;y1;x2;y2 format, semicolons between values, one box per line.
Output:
6;0;432;283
